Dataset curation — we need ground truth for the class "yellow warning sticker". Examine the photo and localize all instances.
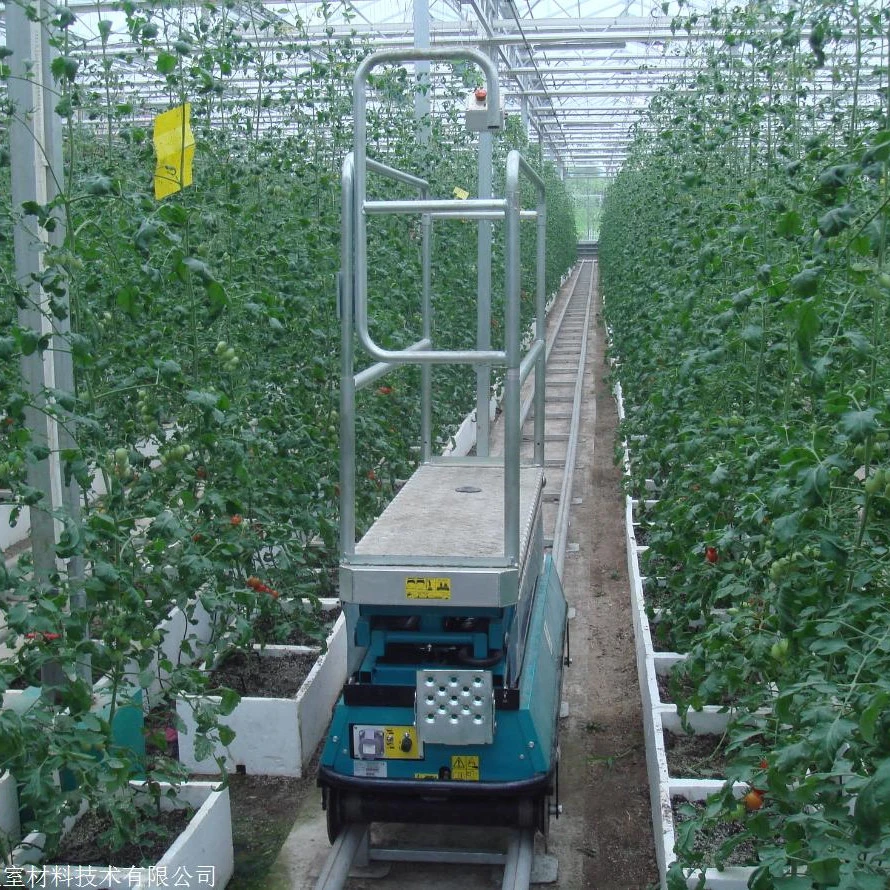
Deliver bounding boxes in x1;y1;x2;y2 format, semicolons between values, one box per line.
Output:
451;755;480;782
381;726;420;760
452;186;469;200
405;577;451;600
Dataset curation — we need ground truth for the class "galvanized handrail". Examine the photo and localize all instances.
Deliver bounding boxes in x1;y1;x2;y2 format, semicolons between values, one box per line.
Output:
353;48;506;368
503;150;547;562
341;48;547;568
339;151;433;556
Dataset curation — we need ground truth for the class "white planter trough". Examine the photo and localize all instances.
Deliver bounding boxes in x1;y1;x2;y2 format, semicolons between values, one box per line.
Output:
666;780;757;890
622;420;758;889
176;609;347;777
0;771;21;857
0;506;30;556
6;781;232;889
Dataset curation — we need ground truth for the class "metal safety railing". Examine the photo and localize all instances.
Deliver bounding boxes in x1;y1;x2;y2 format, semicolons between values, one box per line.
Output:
339;47;547;569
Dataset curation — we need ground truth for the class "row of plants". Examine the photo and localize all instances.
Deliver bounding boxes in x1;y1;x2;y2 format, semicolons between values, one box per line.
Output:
0;0;576;873
602;0;889;887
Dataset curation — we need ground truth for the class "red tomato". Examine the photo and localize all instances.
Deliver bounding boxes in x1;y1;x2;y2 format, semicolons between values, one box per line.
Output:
742;790;765;812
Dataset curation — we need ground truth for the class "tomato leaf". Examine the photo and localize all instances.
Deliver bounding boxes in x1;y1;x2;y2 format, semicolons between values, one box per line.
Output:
839;408;879;442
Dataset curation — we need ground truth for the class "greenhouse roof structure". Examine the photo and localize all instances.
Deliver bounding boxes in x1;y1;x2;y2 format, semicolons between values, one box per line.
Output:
0;0;749;177
1;0;886;178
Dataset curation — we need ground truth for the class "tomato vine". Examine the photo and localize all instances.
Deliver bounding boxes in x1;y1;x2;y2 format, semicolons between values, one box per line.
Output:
603;1;890;885
0;0;576;859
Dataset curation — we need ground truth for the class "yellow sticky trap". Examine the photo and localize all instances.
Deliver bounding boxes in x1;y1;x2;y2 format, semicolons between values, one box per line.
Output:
153;104;195;199
452;186;469;200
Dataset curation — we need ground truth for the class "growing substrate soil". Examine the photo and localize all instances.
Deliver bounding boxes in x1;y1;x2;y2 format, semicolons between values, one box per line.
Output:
671;799;758;867
664;732;729;779
209;650;319;698
55;807;192;868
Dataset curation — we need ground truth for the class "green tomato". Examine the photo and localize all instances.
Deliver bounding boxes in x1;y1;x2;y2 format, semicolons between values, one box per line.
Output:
214;341;228;356
769;558;787;581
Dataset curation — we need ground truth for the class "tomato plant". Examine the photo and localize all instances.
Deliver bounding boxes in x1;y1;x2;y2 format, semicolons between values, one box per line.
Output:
603;0;890;884
0;0;577;861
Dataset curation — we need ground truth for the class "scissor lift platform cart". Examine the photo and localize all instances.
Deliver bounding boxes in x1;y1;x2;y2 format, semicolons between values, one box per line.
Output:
316;47;568;890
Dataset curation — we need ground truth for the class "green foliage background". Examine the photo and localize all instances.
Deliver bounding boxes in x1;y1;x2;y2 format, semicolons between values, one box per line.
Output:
0;0;576;858
601;0;890;884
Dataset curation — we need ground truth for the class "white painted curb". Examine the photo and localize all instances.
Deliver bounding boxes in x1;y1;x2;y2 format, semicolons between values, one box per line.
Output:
0;771;21;852
8;781;233;889
621;391;757;890
176;611;346;777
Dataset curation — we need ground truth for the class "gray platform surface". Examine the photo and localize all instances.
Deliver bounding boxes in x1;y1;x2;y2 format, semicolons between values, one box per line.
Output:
355;464;544;562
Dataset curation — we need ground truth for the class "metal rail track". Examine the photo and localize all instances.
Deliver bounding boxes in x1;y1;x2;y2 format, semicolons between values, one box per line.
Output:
535;259;595;579
315;260;595;890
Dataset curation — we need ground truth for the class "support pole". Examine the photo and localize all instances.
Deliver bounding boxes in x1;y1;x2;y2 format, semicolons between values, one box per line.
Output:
475;44;496;458
413;0;430;143
8;1;86;680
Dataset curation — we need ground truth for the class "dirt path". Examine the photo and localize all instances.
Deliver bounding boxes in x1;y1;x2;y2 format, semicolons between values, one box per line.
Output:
232;264;659;889
562;273;658;889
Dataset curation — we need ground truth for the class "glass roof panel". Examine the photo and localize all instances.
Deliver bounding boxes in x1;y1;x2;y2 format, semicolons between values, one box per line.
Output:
2;0;883;178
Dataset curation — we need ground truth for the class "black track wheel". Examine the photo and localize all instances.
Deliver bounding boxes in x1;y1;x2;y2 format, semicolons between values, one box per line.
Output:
323;786;344;843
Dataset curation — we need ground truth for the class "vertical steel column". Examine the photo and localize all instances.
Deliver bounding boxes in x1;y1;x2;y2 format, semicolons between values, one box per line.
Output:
411;0;431;467
339;156;356;558
475;47;495;458
421;204;432;462
413;0;430;144
8;3;82;591
534;192;547;467
415;0;432;462
9;0;88;686
503;152;522;565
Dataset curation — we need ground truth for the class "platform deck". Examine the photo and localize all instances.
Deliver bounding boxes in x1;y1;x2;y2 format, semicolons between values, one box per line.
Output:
355;464;544;564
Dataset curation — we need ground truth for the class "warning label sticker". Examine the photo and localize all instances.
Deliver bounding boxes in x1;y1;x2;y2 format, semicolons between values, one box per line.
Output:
405;577;451;600
451;755;480;782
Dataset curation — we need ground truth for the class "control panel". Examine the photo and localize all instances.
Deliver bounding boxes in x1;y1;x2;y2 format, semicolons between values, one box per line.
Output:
465;87;504;132
352;724;422;760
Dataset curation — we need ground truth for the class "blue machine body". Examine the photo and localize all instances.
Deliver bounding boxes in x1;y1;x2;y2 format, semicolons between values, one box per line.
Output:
321;46;563;838
318;557;566;829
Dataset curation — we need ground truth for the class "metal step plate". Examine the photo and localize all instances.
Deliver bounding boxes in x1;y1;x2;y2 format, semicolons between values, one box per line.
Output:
416;669;495;746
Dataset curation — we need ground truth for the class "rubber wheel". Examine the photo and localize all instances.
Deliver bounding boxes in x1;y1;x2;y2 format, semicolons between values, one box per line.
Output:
324;787;344;843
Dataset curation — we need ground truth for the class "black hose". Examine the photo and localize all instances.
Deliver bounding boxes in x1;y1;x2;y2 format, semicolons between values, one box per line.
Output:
457;647;504;668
